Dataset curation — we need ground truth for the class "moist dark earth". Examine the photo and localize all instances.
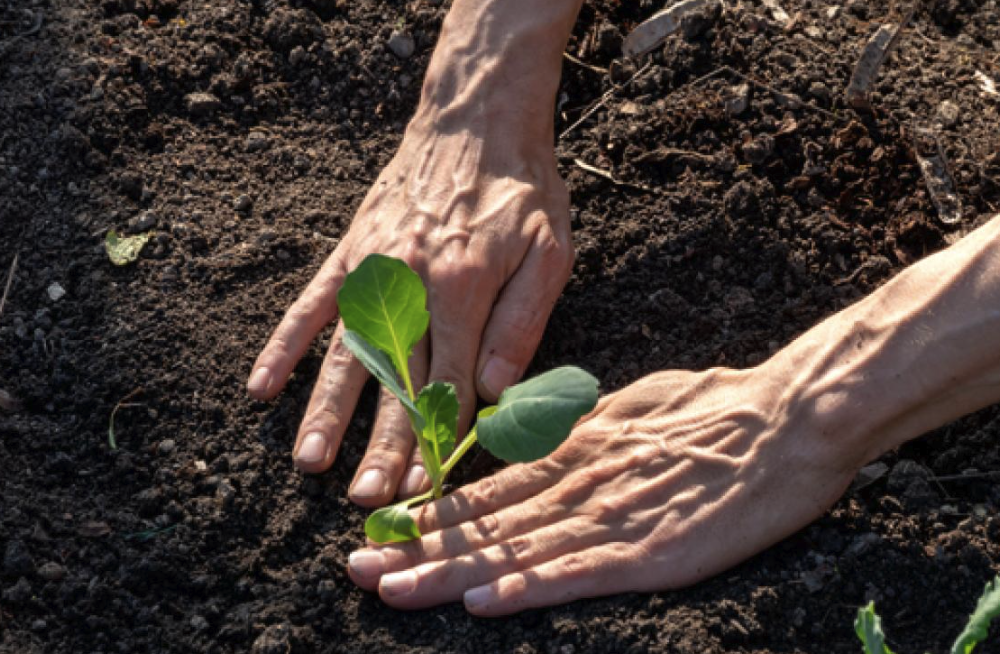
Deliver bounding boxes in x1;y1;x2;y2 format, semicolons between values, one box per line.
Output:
2;0;1000;651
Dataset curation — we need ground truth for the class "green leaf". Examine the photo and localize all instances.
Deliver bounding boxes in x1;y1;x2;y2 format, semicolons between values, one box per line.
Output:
341;330;423;430
855;602;896;654
477;366;598;463
337;254;429;394
415;381;459;476
105;229;151;266
365;502;421;543
951;575;1000;654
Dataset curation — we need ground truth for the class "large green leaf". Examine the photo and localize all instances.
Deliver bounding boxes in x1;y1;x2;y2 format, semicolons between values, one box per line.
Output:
337;254;429;389
854;602;896;654
415;381;459;475
365;501;421;544
951;576;1000;654
477;366;598;463
341;330;422;430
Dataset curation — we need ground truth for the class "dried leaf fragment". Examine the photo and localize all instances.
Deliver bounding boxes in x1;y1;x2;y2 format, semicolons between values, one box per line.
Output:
105;229;151;266
845;24;899;110
975;70;999;98
622;0;719;57
78;521;112;538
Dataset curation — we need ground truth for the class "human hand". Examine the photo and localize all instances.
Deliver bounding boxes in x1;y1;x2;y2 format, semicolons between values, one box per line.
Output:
247;114;573;506
346;367;864;615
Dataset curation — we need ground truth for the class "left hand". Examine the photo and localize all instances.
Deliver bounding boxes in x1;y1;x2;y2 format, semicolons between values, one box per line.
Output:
346;367;862;615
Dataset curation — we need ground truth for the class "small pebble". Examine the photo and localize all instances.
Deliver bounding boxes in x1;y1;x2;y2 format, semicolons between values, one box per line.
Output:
185;92;223;116
234;195;253;212
936;100;960;128
37;561;67;582
190;615;209;631
246;131;269;152
47;283;66;302
387;31;415;59
158;439;176;455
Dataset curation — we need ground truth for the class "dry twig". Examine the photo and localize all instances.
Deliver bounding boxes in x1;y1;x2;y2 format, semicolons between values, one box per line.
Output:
0;252;18;320
559;62;652;140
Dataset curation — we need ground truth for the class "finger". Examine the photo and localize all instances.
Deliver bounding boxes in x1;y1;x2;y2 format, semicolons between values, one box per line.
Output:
249;250;348;399
367;486;562;576
425;258;494;436
348;462;558;587
397;440;431;499
476;227;573;401
463;542;646;616
292;321;366;473
374;517;606;610
350;338;429;506
415;460;558;533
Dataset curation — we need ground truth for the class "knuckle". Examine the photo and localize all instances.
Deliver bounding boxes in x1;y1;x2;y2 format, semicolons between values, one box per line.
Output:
468;476;500;508
469;513;502;542
557;552;591;578
506;535;533;563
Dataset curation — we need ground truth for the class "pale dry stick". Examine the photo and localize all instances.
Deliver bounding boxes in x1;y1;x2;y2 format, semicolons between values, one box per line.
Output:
929;471;1000;483
0;252;19;321
562;51;608;75
558;61;652;140
572;158;666;195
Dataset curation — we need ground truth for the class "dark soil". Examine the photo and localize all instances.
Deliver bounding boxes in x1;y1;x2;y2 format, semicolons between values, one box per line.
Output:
2;0;999;651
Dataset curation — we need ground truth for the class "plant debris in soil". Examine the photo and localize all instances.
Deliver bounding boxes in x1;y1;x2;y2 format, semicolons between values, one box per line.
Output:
2;0;1000;652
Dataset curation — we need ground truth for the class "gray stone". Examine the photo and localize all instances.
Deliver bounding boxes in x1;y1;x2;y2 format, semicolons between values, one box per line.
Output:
387;31;415;59
185;92;223;116
4;540;35;577
37;561;66;582
252;623;292;654
936;100;960;128
234;194;253;213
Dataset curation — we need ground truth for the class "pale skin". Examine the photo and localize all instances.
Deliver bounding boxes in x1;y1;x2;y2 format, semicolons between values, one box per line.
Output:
251;0;1000;615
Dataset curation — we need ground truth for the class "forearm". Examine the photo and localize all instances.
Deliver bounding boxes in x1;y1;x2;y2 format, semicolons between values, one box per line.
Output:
763;216;1000;469
407;0;584;155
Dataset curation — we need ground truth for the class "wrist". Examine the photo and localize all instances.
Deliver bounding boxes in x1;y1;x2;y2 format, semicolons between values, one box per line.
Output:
408;0;583;149
759;218;1000;470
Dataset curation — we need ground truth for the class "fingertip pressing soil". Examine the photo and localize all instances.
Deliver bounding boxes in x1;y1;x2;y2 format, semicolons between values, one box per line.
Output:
1;0;999;652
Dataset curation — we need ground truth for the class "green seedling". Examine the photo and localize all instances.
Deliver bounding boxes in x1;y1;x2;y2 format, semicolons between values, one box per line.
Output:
338;254;598;543
855;575;1000;654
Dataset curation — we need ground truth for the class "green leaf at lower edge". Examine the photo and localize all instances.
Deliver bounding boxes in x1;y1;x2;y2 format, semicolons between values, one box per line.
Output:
477;366;598;463
951;575;1000;654
365;502;421;543
855;602;895;654
342;330;424;432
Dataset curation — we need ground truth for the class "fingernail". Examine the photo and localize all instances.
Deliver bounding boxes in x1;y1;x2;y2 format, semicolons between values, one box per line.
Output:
399;466;428;496
464;584;494;610
381;570;416;597
348;550;384;579
481;357;519;398
296;432;328;466
352;469;388;499
248;367;271;395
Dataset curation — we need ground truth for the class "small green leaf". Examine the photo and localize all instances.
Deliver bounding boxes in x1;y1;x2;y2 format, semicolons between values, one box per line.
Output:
951;575;1000;654
365;502;421;543
337;254;429;392
105;229;151;266
855;602;896;654
341;330;423;430
478;366;598;463
414;382;459;476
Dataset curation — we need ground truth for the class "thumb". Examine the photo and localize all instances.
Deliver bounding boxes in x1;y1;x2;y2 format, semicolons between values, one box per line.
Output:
476;229;574;402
